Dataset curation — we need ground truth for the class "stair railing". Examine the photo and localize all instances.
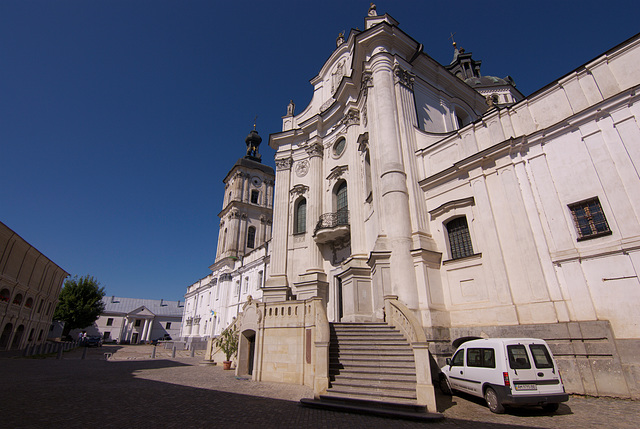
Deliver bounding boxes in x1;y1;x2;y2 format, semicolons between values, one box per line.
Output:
384;295;437;413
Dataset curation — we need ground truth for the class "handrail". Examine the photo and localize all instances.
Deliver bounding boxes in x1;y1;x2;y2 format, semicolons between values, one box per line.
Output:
384;295;427;344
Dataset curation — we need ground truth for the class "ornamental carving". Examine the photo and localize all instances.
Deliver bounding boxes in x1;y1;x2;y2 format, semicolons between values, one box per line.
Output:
320;98;335;113
340;108;360;127
305;143;324;158
394;64;415;90
275;157;293;171
290;184;309;196
295;160;310;177
363;104;368;126
360;71;373;97
327;165;348;181
332;60;346;94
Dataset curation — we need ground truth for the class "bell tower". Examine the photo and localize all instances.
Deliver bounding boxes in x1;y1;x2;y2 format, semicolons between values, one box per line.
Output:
213;129;275;263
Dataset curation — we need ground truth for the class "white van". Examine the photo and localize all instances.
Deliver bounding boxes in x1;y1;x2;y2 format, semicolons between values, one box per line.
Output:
439;338;568;413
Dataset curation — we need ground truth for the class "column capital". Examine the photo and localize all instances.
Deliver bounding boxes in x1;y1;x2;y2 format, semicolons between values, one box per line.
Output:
305;143;324;158
393;64;415;90
275;157;293;171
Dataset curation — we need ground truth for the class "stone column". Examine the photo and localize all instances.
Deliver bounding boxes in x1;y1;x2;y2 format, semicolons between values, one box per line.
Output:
368;52;419;309
242;173;250;203
264;157;293;302
238;213;248;256
227;210;241;255
296;142;328;301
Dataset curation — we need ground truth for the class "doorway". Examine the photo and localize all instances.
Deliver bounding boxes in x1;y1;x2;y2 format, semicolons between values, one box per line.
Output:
238;329;256;377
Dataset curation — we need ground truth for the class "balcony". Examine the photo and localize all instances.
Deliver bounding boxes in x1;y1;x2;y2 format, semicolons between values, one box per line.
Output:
314;210;350;244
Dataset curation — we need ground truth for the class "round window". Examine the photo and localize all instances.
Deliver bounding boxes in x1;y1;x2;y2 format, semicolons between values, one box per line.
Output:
333;138;346;157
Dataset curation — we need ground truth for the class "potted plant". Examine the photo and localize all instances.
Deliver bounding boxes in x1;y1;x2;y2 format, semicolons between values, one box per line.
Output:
215;325;238;370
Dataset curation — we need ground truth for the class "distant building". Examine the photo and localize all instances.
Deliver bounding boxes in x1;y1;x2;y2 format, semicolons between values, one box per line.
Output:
78;296;184;343
181;129;274;344
0;221;69;350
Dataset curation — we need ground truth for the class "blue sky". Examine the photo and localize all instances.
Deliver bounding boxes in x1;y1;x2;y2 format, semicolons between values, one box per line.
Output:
1;0;638;301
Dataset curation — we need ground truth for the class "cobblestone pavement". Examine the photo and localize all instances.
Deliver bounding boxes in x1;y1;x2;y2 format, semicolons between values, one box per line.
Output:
1;344;639;428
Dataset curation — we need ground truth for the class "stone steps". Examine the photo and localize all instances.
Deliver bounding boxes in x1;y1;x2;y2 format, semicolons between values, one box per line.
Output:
326;322;418;405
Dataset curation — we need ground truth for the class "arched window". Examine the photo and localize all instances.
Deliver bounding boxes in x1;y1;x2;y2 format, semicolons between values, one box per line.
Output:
247;226;256;249
295;198;307;234
25;297;34;309
446;217;474;260
0;289;10;303
364;150;372;202
336;181;348;225
12;293;23;306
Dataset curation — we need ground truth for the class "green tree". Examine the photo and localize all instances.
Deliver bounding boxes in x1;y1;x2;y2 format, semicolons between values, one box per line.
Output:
54;275;106;337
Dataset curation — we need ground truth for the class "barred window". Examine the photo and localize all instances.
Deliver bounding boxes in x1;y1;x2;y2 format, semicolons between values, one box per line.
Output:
295;198;306;234
569;197;611;241
446;217;474;260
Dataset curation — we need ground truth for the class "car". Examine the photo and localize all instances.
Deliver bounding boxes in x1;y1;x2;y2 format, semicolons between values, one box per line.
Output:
83;335;103;347
151;334;172;345
439;338;568;413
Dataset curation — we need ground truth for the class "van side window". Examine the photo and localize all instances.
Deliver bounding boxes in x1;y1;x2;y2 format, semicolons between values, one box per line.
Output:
507;345;531;369
451;349;464;366
529;344;554;369
467;348;496;368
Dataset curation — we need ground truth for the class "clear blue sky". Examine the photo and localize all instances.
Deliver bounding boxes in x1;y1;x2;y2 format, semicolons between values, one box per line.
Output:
1;1;637;301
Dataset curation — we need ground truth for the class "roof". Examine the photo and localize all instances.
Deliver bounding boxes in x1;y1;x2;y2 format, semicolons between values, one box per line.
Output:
223;157;275;183
102;296;184;318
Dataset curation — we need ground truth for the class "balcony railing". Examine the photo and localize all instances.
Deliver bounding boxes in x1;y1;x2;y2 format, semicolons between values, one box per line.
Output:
315;210;349;233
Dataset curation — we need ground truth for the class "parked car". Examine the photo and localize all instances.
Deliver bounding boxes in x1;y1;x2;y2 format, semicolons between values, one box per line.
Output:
439;338;568;413
83;335;103;347
151;334;172;345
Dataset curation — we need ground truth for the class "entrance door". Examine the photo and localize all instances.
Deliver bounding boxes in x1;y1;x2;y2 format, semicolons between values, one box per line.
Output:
247;333;255;376
132;333;139;344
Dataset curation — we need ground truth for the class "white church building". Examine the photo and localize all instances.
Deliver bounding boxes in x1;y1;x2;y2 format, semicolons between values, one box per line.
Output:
187;5;640;410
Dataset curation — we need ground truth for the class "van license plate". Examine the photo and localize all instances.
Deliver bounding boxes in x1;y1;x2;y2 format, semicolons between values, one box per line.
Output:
515;384;537;391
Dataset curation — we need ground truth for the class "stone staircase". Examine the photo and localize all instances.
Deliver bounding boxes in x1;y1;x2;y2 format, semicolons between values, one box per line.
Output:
323;322;418;405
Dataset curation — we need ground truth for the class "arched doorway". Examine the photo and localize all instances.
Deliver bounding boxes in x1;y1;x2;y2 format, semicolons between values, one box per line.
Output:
0;323;13;349
11;325;25;349
238;329;256;376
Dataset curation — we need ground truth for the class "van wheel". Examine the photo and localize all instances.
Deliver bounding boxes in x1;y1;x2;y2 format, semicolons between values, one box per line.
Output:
484;387;505;414
440;376;452;395
542;403;559;412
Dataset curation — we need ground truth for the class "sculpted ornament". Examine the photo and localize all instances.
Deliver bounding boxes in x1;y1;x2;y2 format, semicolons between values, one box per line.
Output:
275;157;293;171
340;108;360;127
290;184;309;196
394;64;415;89
360;71;373;97
305;143;324;158
295;160;309;177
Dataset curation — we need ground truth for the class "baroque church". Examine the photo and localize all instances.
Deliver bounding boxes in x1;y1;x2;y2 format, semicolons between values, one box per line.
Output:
183;5;640;410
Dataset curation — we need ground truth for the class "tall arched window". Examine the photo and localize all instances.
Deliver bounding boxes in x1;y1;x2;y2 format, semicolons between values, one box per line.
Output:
0;289;10;303
247;226;256;249
336;181;348;224
446;216;474;259
364;150;372;201
295;198;307;234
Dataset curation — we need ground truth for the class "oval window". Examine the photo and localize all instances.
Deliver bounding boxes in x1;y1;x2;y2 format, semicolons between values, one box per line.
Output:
333;138;346;157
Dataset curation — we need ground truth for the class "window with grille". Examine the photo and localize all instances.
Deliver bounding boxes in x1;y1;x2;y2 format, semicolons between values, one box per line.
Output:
336;181;348;224
446;216;474;260
247;226;256;249
295;198;306;234
569;197;611;241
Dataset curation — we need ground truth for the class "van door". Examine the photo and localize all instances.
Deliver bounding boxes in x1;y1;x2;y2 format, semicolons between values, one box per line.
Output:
463;347;496;397
528;342;563;394
506;343;538;396
447;348;466;391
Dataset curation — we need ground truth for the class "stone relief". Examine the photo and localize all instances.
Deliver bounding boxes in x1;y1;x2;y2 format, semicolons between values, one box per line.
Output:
320;98;335;113
295;160;309;177
332;60;345;94
290;184;309;196
340;108;360;128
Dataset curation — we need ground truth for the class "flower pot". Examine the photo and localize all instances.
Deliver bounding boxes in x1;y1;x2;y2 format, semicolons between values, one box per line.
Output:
223;361;232;370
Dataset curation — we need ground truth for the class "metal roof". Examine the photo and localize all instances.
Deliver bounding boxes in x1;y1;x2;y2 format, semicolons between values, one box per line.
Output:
102;296;184;318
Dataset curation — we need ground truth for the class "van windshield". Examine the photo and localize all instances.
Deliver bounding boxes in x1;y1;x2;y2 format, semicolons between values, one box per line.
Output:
507;345;531;369
529;344;554;369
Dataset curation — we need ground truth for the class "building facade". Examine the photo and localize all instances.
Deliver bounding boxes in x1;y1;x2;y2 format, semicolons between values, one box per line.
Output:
0;221;69;350
233;6;640;408
78;296;184;344
181;129;274;344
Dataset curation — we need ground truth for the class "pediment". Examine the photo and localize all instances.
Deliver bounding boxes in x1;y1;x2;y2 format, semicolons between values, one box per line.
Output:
127;306;155;317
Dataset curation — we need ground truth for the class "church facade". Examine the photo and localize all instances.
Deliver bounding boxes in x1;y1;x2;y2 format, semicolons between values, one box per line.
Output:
192;6;640;408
